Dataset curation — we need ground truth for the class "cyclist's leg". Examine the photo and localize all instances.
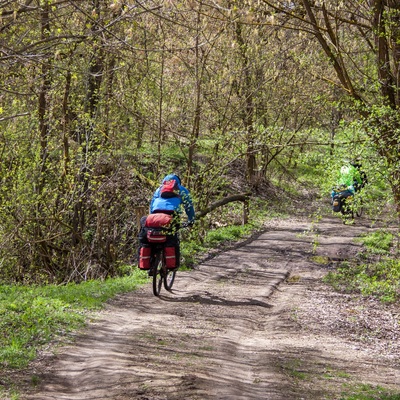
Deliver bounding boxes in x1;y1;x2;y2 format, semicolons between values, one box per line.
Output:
340;191;354;221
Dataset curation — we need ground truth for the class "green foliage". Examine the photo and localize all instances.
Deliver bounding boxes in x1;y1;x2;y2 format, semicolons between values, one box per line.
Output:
0;0;398;287
355;230;394;254
324;257;400;303
204;224;253;246
130;141;188;170
0;269;147;369
293;129;334;189
324;229;400;302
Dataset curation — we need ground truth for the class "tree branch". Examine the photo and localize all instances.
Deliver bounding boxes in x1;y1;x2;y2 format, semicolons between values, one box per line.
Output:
0;112;30;122
197;193;251;219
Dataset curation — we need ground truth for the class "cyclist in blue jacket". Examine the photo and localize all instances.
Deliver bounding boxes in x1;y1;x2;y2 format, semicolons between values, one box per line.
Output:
138;174;195;273
150;174;195;226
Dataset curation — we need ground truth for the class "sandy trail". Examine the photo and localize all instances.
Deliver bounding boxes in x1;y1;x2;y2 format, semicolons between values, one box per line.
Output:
22;216;399;400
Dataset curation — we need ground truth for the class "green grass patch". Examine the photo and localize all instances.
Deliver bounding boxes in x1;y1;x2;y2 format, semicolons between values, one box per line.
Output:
355;230;394;254
281;359;309;381
310;255;330;265
340;383;400;399
324;229;400;303
324;259;400;303
180;239;207;269
180;223;257;268
204;224;255;247
0;269;147;369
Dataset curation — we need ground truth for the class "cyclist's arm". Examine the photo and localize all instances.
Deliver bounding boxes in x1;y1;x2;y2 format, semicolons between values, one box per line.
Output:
180;188;195;223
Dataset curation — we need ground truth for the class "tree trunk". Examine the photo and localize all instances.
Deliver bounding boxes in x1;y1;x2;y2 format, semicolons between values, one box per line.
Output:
35;0;53;270
72;0;105;246
234;19;256;184
187;3;204;188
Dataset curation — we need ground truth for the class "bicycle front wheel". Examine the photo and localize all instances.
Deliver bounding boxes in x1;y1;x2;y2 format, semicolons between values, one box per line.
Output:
164;269;177;291
152;253;163;296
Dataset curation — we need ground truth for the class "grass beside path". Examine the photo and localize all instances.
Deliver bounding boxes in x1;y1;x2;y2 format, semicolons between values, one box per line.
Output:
0;269;148;371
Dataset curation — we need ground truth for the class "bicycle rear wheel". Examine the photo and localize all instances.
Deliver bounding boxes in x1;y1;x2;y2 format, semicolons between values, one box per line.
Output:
152;252;163;296
164;269;177;291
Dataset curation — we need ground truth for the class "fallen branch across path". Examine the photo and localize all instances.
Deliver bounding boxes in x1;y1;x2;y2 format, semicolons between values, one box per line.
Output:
197;193;251;224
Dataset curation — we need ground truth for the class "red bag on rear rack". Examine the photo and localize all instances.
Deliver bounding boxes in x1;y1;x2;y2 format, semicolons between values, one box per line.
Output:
139;246;152;269
164;246;176;268
144;213;173;243
146;229;167;243
145;213;172;229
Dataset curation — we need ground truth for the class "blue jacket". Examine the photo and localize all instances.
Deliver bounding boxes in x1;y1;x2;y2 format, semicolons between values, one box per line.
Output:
150;174;195;223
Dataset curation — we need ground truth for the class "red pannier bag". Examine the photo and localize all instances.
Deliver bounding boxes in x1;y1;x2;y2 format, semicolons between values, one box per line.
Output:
144;213;172;243
145;213;172;229
139;246;151;270
164;246;176;269
146;229;167;243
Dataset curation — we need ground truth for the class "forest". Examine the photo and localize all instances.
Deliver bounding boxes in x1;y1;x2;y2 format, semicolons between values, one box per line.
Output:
1;0;399;284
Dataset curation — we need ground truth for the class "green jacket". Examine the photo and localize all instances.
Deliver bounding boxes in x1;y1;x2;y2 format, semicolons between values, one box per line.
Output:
338;164;362;187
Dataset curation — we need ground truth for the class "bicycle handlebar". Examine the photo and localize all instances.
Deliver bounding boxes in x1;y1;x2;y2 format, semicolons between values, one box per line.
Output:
181;221;194;229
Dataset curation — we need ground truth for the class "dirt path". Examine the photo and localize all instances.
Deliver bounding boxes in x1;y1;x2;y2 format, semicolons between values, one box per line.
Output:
21;215;399;399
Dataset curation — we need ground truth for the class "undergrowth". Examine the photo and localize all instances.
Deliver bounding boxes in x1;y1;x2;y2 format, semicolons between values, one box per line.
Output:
324;230;400;303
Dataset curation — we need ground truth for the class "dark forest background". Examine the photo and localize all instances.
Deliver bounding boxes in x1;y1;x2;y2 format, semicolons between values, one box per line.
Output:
1;1;399;283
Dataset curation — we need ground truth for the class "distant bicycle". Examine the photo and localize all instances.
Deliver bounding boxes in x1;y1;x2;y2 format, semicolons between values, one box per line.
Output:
331;185;363;222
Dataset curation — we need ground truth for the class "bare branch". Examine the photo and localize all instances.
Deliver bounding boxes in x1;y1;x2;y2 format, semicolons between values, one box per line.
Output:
0;112;30;122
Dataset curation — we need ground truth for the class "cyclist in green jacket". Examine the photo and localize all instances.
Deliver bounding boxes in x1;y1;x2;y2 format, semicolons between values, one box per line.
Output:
339;163;362;190
331;162;363;200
